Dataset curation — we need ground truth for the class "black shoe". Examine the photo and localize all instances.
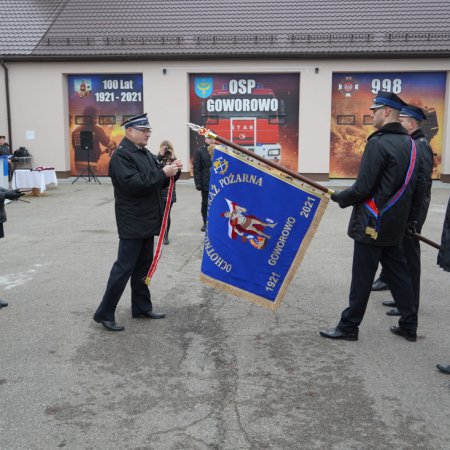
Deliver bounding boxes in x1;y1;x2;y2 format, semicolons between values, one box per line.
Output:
201;224;206;232
390;326;417;342
436;364;450;374
319;327;358;341
132;311;166;319
96;320;124;331
386;308;400;316
372;278;389;291
163;236;169;245
382;300;396;307
0;299;8;307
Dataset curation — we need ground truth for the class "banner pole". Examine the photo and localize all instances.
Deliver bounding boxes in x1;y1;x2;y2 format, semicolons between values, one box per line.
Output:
187;123;334;195
409;231;441;250
187;123;442;251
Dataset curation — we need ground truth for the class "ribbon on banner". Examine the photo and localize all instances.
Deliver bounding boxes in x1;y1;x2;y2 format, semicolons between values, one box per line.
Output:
144;176;174;285
200;146;329;310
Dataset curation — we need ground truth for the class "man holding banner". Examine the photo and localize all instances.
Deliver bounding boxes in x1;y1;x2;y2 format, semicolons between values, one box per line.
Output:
93;113;182;332
320;92;421;342
375;104;435;317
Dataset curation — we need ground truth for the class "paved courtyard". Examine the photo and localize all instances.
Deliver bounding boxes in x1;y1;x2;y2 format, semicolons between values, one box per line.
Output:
1;179;449;449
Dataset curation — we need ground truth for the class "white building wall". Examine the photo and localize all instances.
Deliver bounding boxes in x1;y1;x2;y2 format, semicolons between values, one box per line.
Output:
1;58;449;177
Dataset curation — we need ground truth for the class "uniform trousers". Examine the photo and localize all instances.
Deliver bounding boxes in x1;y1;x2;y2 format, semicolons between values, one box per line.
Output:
338;241;417;333
94;237;154;322
378;235;421;311
201;190;208;223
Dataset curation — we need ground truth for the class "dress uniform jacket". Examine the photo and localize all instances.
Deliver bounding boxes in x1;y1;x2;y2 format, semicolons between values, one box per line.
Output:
109;137;174;239
408;129;434;232
334;122;419;246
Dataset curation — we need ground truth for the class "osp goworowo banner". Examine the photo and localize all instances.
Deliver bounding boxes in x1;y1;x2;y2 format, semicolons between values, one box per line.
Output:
200;146;329;310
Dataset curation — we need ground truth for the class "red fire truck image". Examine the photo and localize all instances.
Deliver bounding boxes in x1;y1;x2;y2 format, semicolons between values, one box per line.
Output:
201;87;286;160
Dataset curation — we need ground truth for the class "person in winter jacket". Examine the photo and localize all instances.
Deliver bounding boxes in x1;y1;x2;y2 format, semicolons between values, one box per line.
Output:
0;187;24;309
436;195;450;376
193;137;213;231
373;104;435;317
157;140;177;245
93;114;183;332
320;91;421;343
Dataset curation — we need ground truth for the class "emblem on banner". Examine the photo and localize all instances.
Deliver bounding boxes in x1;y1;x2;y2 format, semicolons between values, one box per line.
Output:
195;78;213;98
338;76;359;97
213;156;229;175
221;199;277;250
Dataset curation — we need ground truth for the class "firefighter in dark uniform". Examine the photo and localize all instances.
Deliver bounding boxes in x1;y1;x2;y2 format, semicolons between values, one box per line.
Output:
0;187;24;309
193;137;213;231
93;113;183;331
376;105;434;316
320;92;421;342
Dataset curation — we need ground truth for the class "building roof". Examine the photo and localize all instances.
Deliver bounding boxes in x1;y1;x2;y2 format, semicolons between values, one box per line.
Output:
2;0;450;59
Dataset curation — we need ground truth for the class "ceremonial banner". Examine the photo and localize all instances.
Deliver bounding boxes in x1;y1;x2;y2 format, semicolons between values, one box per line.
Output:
200;146;329;310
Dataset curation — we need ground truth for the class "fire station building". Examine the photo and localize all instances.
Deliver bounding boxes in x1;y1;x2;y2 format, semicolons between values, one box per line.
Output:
1;0;450;181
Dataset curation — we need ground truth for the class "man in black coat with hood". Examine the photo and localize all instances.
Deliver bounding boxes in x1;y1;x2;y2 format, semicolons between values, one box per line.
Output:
320;92;421;342
93;113;183;331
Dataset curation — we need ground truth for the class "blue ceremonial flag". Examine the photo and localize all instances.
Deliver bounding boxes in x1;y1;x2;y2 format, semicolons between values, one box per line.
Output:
200;146;329;310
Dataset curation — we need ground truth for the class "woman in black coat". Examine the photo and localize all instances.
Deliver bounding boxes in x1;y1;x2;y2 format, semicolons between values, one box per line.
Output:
156;140;177;245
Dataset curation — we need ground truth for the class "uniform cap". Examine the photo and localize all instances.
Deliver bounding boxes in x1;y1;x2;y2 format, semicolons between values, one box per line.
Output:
370;91;408;111
121;113;152;130
399;104;427;121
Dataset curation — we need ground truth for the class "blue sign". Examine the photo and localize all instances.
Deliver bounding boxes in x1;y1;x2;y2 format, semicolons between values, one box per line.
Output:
201;146;328;310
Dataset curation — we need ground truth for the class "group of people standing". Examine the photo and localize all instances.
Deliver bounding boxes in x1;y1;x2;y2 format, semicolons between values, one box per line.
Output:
318;91;450;383
1;103;450;379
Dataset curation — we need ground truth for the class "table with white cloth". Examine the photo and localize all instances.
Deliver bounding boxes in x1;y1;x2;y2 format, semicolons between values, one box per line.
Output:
12;169;58;194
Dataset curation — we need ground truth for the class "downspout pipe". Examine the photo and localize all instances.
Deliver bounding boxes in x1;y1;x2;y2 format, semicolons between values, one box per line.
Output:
1;59;12;151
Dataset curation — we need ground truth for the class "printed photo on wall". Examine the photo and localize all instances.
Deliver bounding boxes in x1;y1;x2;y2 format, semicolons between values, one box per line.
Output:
189;73;300;174
330;72;446;179
68;74;144;176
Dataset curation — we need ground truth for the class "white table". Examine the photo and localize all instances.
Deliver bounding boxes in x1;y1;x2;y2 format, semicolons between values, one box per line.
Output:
12;169;58;193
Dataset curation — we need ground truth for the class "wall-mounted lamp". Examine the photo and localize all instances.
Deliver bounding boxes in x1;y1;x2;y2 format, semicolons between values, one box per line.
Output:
315;67;319;74
162;68;167;75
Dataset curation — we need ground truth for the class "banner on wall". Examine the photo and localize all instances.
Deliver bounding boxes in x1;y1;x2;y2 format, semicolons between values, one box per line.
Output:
330;72;446;179
189;73;300;173
200;145;329;310
68;74;144;176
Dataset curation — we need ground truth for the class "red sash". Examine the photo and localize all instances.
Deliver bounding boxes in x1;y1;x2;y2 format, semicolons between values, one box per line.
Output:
144;177;174;285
